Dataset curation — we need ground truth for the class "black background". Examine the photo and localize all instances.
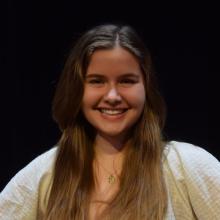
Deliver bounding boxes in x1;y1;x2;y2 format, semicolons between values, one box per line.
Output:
2;1;218;190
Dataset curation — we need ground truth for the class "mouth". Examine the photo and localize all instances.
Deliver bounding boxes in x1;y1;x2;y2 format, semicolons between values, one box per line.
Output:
97;108;128;115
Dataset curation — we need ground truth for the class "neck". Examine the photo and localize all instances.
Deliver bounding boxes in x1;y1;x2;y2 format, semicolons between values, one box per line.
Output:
93;133;129;177
94;133;128;157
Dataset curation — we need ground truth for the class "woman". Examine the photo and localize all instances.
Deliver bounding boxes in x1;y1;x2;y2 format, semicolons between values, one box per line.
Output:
0;24;220;220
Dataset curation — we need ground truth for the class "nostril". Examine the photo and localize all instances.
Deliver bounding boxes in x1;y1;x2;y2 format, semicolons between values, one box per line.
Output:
104;99;122;107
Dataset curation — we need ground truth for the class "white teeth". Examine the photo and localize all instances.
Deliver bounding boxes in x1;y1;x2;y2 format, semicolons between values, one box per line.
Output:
100;109;125;115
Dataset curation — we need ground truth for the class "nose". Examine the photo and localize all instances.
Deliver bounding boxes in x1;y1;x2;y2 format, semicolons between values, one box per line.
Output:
104;86;122;105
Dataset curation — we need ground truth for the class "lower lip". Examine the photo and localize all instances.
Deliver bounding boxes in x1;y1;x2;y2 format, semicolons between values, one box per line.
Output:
99;110;127;121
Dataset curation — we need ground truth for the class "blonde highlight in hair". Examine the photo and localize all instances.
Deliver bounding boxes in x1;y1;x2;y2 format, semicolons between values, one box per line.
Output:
44;24;167;219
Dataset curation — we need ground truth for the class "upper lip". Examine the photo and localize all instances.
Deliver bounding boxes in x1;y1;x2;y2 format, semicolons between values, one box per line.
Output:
95;107;129;110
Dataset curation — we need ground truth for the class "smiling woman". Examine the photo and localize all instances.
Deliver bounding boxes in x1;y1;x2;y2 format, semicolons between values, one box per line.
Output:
0;24;220;220
82;47;146;140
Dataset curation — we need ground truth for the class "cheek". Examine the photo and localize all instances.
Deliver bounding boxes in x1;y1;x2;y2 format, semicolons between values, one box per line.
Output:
137;84;146;103
125;86;146;108
81;93;93;122
82;89;101;109
136;95;146;113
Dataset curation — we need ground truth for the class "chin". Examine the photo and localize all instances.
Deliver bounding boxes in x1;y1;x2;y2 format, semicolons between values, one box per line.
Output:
97;128;130;140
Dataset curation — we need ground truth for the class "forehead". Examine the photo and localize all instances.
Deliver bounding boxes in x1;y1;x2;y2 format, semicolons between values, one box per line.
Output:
86;47;142;75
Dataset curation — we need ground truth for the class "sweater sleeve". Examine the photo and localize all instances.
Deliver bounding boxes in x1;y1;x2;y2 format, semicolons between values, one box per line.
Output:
166;141;220;220
0;148;56;220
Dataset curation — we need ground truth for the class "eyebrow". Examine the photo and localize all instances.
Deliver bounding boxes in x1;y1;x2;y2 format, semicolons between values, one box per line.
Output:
85;73;140;78
85;74;105;78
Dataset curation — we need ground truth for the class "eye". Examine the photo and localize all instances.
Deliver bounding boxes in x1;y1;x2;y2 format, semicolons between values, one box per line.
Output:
119;78;137;85
89;79;103;84
86;77;105;86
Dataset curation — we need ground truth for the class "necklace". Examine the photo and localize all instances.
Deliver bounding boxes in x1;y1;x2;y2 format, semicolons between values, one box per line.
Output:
95;159;118;184
108;174;116;184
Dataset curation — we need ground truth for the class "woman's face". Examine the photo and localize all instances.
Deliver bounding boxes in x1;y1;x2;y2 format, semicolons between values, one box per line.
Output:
82;47;146;140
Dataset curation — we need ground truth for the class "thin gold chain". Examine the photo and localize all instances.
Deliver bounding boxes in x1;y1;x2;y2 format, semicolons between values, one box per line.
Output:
95;159;119;184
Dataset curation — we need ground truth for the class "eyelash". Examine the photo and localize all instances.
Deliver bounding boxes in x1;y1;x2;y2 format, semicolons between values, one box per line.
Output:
87;79;137;85
120;79;137;84
88;79;104;84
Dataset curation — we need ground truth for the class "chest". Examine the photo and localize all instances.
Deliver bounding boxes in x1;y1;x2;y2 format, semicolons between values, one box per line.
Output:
88;180;119;220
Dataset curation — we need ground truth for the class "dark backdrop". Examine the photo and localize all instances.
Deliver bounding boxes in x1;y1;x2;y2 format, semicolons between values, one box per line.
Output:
2;1;218;190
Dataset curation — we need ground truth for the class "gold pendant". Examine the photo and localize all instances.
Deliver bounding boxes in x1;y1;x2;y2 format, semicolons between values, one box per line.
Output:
108;174;116;184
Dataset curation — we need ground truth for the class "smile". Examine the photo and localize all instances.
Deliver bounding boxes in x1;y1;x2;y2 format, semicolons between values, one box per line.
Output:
98;108;128;115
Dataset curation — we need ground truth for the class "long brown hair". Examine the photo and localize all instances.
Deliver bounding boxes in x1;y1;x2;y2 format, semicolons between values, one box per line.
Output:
44;24;167;219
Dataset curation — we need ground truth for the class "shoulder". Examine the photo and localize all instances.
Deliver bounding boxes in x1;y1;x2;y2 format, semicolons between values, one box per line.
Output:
0;147;58;219
9;146;57;185
163;142;220;218
165;140;220;179
165;140;219;165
